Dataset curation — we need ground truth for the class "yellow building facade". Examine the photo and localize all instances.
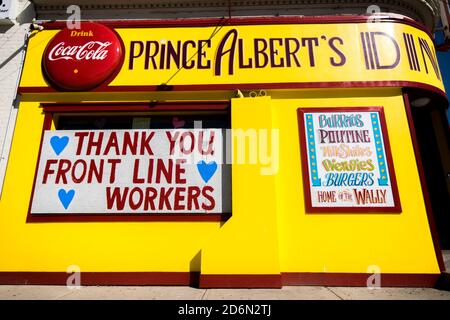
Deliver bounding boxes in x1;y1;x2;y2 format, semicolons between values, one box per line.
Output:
0;16;446;287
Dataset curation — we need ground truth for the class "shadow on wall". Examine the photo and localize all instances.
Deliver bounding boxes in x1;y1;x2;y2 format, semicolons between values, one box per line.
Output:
189;251;202;287
0;0;38;71
0;1;35;34
0;31;39;71
0;25;13;34
0;43;25;70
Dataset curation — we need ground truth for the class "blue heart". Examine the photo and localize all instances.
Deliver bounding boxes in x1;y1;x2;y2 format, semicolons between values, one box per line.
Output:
50;136;69;156
58;189;75;210
197;160;218;183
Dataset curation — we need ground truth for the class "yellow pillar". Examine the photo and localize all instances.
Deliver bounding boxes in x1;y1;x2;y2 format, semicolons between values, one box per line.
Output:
200;96;281;287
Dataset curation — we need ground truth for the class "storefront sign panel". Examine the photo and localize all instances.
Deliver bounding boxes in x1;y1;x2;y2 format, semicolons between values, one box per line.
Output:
30;129;228;214
297;107;401;213
20;21;445;94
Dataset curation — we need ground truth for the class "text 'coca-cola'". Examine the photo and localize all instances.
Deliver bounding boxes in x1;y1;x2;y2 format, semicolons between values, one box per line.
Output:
43;23;124;91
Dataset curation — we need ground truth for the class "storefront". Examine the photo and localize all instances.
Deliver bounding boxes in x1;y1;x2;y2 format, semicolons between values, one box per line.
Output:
0;15;446;287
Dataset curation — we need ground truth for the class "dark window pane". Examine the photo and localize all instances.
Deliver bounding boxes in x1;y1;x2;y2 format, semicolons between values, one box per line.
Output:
56;113;230;130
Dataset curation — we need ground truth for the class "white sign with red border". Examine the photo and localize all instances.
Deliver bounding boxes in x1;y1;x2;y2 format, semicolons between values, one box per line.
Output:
297;107;401;213
30;129;229;214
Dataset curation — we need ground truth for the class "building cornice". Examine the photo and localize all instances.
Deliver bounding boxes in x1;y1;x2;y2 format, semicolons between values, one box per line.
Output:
31;0;441;31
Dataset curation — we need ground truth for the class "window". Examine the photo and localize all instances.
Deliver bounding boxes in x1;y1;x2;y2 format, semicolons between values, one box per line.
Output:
56;113;230;130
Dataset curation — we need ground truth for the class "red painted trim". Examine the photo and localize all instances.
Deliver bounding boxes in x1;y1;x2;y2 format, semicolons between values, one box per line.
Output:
0;272;440;287
281;273;440;287
42;112;53;130
17;81;448;102
38;15;433;38
41;101;230;113
437;43;450;51
297;106;402;213
26;103;231;223
402;91;445;272
0;272;198;286
26;214;225;223
200;274;283;288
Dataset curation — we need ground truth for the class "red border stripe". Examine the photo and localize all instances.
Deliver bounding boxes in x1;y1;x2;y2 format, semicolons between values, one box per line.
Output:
0;272;441;287
0;272;197;286
200;274;283;289
41;101;230;113
281;272;440;287
18;81;448;103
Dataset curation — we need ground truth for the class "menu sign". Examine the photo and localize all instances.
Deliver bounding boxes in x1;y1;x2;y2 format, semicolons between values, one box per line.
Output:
297;107;401;213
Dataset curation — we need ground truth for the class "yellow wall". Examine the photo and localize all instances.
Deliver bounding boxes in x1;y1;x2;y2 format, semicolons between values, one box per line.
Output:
271;88;439;274
0;102;221;272
0;88;441;276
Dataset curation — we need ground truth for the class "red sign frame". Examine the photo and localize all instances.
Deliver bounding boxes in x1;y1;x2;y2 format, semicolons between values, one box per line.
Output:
26;102;231;223
297;106;402;213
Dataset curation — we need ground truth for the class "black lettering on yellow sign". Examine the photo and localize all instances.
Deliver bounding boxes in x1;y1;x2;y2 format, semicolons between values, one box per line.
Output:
127;28;348;75
125;27;440;81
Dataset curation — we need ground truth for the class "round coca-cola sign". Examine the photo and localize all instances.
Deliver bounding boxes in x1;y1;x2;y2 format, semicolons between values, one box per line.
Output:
43;23;124;91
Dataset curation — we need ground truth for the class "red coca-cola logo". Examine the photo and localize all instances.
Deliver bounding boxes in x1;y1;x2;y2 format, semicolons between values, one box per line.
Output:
43;23;124;91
